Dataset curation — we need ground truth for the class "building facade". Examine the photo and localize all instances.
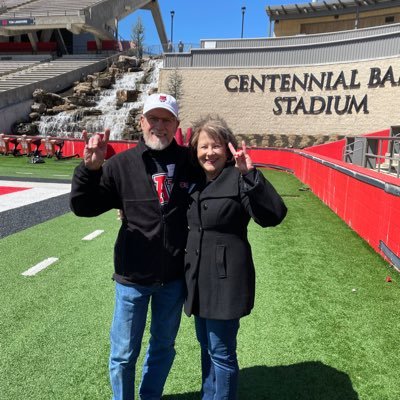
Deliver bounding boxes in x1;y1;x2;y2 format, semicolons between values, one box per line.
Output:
160;49;400;140
160;2;400;142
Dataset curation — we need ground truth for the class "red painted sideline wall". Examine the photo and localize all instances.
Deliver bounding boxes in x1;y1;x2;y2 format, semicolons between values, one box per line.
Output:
245;146;400;265
68;135;400;264
62;138;136;159
3;134;399;265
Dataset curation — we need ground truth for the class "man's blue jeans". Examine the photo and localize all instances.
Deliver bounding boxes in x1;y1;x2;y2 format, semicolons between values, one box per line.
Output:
195;316;240;400
109;280;185;400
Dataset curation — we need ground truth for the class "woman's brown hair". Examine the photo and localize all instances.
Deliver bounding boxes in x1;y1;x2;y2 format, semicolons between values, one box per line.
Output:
189;114;238;163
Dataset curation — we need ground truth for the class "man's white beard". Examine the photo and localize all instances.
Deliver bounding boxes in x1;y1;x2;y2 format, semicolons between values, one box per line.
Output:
143;132;171;151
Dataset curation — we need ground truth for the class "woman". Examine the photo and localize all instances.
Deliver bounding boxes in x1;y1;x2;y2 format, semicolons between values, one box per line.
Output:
184;114;287;399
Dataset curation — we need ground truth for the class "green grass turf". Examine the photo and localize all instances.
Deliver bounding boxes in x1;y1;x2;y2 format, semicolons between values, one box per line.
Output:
0;154;81;180
0;170;399;399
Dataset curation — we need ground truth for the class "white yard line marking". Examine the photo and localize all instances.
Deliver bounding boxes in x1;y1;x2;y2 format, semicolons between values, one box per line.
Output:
53;174;69;177
22;257;59;276
15;172;33;174
82;230;104;241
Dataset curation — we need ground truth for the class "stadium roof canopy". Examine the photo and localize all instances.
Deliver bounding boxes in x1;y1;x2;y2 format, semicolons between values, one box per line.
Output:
267;0;400;21
0;0;168;50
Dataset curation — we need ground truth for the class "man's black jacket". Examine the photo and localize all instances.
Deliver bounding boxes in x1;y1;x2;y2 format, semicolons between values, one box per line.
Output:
70;139;193;285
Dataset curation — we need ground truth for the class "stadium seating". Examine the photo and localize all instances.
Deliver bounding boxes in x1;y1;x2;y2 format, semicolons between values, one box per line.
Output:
0;133;10;154
0;0;101;17
17;134;33;155
0;54;107;92
0;41;57;54
7;136;21;156
0;55;51;77
41;136;57;157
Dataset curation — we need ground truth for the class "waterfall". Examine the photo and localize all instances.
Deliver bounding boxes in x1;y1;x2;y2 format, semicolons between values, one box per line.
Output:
37;58;162;140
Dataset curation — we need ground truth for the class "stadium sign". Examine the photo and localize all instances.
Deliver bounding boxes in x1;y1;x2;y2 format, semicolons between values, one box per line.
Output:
1;18;35;26
224;66;398;115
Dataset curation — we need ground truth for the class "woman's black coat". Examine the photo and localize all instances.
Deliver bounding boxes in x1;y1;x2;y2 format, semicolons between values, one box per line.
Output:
184;164;287;320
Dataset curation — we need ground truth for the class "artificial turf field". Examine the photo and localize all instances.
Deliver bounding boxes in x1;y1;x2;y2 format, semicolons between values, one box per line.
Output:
0;156;399;399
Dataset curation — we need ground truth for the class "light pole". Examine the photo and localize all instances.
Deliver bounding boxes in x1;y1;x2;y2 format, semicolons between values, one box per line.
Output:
241;6;246;38
170;10;175;47
355;4;359;29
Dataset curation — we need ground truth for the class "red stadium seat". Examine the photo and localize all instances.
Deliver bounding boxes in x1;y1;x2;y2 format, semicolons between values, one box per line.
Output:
41;136;57;157
0;133;10;155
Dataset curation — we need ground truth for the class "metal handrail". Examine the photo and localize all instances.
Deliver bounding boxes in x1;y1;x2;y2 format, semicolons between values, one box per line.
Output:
342;138;366;163
363;137;400;178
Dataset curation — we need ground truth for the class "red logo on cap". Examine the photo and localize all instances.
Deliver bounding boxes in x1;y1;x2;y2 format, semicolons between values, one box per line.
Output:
159;95;167;102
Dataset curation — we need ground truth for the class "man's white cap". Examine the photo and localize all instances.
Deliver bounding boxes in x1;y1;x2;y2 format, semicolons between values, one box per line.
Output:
143;93;179;119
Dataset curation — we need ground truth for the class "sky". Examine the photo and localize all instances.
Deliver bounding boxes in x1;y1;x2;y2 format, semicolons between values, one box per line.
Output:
118;0;294;50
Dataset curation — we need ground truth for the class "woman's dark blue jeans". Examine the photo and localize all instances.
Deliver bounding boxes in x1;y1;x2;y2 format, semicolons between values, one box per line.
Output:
194;316;240;400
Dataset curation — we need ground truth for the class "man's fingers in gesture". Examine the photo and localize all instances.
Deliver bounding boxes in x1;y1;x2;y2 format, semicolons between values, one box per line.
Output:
103;128;110;144
82;130;89;144
83;129;110;149
94;128;111;147
82;129;111;170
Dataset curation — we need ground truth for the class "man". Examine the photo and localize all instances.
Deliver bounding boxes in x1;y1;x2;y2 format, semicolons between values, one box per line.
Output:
70;93;193;400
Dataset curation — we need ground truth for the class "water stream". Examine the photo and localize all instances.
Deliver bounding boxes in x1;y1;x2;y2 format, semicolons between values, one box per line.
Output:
37;58;162;140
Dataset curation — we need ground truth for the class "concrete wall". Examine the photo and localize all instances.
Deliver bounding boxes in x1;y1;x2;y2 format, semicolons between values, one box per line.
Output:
0;99;33;133
158;55;400;137
73;32;94;54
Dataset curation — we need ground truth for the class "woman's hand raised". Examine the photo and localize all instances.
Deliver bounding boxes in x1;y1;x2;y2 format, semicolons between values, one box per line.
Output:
228;141;254;175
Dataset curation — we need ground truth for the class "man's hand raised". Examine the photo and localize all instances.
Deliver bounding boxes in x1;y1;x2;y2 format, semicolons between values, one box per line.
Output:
82;129;110;170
